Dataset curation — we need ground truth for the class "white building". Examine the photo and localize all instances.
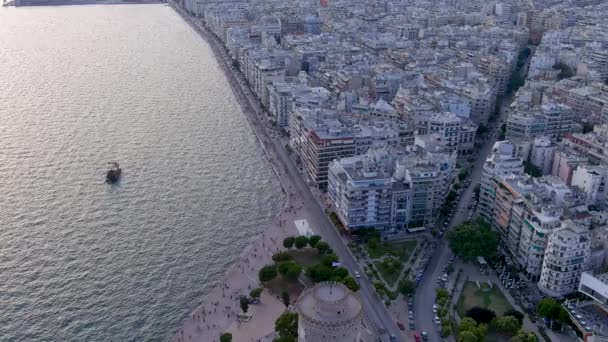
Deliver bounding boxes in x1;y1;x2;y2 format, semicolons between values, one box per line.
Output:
530;136;556;175
479;141;525;220
571;165;608;206
538;220;591;298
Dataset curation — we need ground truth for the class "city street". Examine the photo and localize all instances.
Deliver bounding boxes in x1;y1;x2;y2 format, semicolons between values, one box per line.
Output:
413;100;512;341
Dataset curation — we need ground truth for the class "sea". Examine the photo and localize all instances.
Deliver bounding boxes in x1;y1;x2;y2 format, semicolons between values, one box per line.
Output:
0;4;284;341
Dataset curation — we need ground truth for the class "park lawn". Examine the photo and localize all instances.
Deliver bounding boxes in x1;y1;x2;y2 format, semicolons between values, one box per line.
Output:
457;281;513;317
366;240;417;262
264;276;304;305
373;260;404;287
286;249;322;266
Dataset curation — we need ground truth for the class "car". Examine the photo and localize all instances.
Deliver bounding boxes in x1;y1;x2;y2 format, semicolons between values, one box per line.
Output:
409;322;415;330
432;308;437;314
397;321;405;331
390;334;397;342
435;316;441;324
433;304;437;310
422;331;429;341
354;271;360;278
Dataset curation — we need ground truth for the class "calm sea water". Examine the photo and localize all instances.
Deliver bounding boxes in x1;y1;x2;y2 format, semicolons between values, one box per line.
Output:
0;5;284;341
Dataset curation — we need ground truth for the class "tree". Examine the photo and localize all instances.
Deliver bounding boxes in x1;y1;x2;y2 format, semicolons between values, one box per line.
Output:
582;122;595;134
398;278;416;295
315;241;330;254
553;62;574;79
272;251;293;262
458;168;470;181
431;228;439;237
283;237;295;249
510;331;538;342
458;318;478;335
278;261;302;281
294;236;309;249
493;316;521;336
441;325;452;338
436;288;449;301
306;264;333;283
458;330;479;342
537;298;559;319
259;265;277;283
220;332;232;342
275;312;298;339
331;267;349;280
308;235;321;248
281;291;290;307
273;336;296;342
239;295;249;314
504;309;525;324
466;307;496;324
447;218;499;261
250;287;263;299
321;253;339;268
342;276;360;292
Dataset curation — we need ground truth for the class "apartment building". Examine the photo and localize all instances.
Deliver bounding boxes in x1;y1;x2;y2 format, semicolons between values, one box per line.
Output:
479;141;525;221
539;220;591;298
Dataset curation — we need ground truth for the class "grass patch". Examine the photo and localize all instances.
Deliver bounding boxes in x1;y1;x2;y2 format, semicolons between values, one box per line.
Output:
457;281;513;317
286;249;322;266
264;276;304;305
373;259;404;287
366;239;417;262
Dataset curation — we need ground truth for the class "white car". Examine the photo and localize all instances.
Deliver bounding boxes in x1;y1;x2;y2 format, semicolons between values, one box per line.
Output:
354;271;361;278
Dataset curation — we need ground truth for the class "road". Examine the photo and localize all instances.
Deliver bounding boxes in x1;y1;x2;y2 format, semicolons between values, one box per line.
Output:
171;5;404;341
412;98;513;340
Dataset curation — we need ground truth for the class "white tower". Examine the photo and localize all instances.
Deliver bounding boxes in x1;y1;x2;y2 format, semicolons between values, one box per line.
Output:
296;282;369;342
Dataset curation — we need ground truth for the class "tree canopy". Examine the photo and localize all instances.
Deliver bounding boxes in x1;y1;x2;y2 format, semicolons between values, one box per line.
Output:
492;316;521;336
306;264;333;283
341;276;360;292
275;312;298;340
220;332;232;342
278;261;303;281
259;264;278;283
250;287;263;299
447;218;499;261
283;237;295;249
239;295;249;313
315;241;330;254
458;317;487;342
510;331;538;342
398;278;416;295
308;235;321;248
294;236;309;249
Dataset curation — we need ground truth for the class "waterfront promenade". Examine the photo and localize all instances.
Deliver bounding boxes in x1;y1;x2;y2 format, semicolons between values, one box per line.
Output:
170;3;404;341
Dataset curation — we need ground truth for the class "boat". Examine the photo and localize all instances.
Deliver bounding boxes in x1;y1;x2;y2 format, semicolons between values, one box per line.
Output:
106;162;122;183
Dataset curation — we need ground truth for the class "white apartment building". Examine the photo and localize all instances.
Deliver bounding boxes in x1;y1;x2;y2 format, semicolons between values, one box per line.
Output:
571;165;608;206
479;141;525;221
539;220;591;298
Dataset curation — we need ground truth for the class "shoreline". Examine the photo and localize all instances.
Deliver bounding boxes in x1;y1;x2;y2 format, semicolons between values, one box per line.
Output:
169;3;308;342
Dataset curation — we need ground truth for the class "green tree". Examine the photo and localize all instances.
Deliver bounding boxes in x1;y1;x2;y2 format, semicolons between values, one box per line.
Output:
341;276;360;292
441;325;452;338
493;316;521;336
537;298;559;319
294;236;309;249
283;236;295;249
220;332;232;342
510;331;538;342
281;291;290;307
458;330;478;342
331;267;349;280
315;241;330;254
273;336;296;342
447;218;499;261
436;288;449;300
458;318;478;335
306;264;333;283
308;235;321;248
275;312;298;339
278;261;302;281
250;287;263;299
320;253;339;268
398;278;416;295
259;265;277;283
272;251;293;262
239;295;249;314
